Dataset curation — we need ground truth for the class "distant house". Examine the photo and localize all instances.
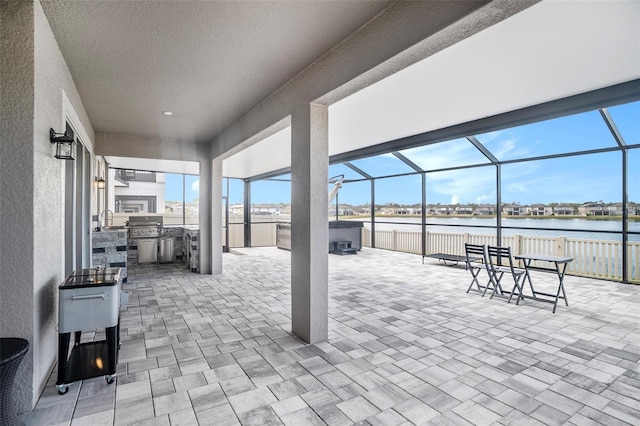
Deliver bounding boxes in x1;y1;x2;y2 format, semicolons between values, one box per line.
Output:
455;206;474;215
251;204;281;215
434;205;454;215
475;205;495;216
503;205;526;216
579;203;608;216
229;204;244;215
607;204;623;216
554;205;575;215
395;206;421;215
527;204;553;216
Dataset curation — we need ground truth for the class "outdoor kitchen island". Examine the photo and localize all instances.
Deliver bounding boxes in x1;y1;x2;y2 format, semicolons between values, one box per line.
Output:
125;225;199;272
92;225;199;274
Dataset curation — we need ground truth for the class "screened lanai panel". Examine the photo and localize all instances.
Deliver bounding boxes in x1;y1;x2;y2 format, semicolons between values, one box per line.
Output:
475;110;619;161
628;148;640;282
226;178;244;205
373;175;422;241
334;180;370;210
501;151;622;231
425;165;496;223
608;100;640;145
329;163;366;181
399;138;491;171
349;153;415;177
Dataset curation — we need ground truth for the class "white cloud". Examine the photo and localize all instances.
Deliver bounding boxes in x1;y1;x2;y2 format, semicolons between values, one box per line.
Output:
475;193;495;204
451;195;460;204
191;179;199;193
426;168;495;204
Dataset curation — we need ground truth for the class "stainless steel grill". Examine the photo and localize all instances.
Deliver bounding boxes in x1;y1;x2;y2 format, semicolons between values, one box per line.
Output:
128;215;163;238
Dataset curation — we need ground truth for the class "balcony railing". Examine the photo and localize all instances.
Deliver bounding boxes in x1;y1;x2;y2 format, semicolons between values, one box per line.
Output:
115;169;157;182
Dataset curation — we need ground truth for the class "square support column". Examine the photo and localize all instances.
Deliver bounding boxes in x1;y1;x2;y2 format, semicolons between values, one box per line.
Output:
211;158;223;274
291;103;329;344
199;158;212;274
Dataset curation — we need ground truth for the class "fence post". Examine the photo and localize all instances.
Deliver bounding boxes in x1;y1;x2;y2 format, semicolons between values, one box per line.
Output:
463;233;469;255
392;230;397;250
425;231;429;254
513;234;521;255
556;237;566;256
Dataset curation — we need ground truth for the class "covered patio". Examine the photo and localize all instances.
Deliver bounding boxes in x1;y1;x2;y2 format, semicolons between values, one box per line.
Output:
21;248;640;425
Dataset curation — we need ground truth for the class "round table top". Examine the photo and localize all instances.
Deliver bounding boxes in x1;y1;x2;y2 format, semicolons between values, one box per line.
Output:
0;338;29;366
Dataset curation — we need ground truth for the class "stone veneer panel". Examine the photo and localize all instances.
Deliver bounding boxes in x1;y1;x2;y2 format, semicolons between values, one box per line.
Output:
184;228;200;273
92;230;127;282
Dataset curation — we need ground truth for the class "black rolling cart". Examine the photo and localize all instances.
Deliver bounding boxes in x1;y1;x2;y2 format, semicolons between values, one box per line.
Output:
56;268;122;395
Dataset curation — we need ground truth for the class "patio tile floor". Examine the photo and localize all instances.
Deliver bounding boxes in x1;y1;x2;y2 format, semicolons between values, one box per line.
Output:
19;247;640;425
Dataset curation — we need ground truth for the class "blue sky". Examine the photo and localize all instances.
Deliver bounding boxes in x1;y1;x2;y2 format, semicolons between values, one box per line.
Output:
169;100;639;206
165;174;200;203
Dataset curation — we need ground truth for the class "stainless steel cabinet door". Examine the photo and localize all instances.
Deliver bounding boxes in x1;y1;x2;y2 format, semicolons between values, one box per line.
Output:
137;238;158;263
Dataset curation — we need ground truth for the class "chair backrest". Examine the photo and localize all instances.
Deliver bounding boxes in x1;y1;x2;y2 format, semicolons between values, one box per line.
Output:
487;245;516;271
465;243;487;265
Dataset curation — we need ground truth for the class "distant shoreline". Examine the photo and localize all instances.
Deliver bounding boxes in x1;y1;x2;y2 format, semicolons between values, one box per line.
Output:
341;214;640;222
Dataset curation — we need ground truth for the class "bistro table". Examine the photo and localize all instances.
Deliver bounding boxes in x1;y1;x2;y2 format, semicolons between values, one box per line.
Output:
514;254;574;313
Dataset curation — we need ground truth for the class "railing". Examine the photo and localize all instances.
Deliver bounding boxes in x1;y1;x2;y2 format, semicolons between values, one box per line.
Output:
363;228;640;283
199;219;640;283
109;213;198;226
114;169;156;182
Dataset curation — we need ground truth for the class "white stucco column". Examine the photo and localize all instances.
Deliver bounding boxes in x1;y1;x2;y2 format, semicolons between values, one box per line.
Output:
211;158;223;274
291;103;329;344
199;158;212;274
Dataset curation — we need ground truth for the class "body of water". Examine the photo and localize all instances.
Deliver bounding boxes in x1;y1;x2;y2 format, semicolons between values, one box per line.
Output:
356;216;640;242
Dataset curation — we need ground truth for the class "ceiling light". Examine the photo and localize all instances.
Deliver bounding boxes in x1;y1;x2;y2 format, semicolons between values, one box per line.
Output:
162;111;173;116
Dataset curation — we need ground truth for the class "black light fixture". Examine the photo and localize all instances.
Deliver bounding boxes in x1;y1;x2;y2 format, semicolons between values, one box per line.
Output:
49;128;75;160
96;176;106;190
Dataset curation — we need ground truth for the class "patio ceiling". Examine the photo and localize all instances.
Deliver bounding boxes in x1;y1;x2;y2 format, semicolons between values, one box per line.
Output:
41;0;393;144
222;0;640;180
44;1;640;179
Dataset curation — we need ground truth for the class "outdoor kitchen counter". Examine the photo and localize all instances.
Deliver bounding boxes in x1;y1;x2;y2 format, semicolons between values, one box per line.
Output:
92;229;128;282
183;228;200;272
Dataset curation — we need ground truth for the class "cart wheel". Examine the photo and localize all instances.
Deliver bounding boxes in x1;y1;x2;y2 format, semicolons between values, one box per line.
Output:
57;385;69;395
106;374;116;384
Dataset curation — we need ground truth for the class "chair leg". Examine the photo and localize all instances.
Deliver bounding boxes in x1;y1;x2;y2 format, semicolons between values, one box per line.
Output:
508;276;524;304
488;272;504;299
466;269;480;293
483;271;496;297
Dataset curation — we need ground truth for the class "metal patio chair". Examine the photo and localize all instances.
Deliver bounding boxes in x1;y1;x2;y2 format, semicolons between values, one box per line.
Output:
464;243;494;295
487;245;526;302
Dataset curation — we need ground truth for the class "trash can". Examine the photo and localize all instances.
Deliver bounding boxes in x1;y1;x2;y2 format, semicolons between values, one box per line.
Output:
159;237;175;264
1;337;29;426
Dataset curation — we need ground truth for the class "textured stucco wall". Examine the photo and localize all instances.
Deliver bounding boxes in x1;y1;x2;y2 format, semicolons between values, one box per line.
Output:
0;0;96;412
0;0;36;413
33;0;95;408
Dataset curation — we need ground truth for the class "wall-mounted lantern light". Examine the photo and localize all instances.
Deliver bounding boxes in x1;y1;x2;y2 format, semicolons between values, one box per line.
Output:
96;177;106;190
49;128;75;160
